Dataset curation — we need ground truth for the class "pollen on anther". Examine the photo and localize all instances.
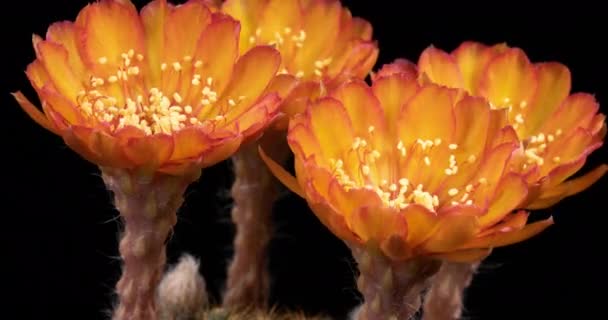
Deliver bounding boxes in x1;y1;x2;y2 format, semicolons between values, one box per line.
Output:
108;75;118;83
228;99;236;106
172;62;182;71
448;188;459;196
448;143;458;150
424;156;431;166
515;113;524;124
173;92;183;103
368;126;375;133
194;60;203;68
362;165;370;176
98;56;108;64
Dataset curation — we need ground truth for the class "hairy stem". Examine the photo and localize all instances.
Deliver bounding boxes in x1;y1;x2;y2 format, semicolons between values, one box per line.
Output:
103;167;200;320
422;262;479;320
223;135;290;310
351;246;440;320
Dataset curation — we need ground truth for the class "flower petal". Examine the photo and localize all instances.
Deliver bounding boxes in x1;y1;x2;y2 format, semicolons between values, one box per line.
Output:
418;46;464;88
203;45;280;119
67;126;131;167
199;134;244;168
402;204;440;247
140;0;170;87
461;217;553;249
164;0;212;62
372;74;419;137
75;0;145;75
45;21;87;79
194;14;241;97
36;41;84;102
306;97;355;160
351;205;405;244
452;41;495;94
12;92;58;135
122;134;174;170
453;95;491;158
398;84;456;145
372;59;417;81
259;145;305;198
423;207;480;253
331;80;385;137
478;211;529;238
524;62;571;134
539;93;599;135
480;48;537;109
478;173;528;227
170;126;215;160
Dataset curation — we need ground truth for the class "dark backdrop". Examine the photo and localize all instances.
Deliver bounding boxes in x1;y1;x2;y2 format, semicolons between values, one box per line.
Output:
3;1;606;319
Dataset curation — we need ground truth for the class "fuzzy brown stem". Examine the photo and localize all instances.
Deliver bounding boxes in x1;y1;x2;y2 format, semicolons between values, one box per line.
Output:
223;134;290;310
102;167;200;320
422;262;479;320
351;246;441;320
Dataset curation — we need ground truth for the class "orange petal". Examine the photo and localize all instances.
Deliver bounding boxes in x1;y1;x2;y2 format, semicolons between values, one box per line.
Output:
453;95;491;157
140;0;170;87
171;126;215;160
540;93;599;135
25;60;50;91
205;45;280;119
164;0;212;62
470;142;518;204
45;21;87;79
68;126;131;168
199;134;244;168
307;97;354;159
402;204;440;247
122;134;174;170
431;248;491;263
63;127;106;165
331;80;385;137
293;0;341;73
39;87;84;126
480;48;537;109
258;0;303;45
193;14;240;98
524;62;571;134
288;120;323;162
418;46;464;88
228;93;281;137
461;217;553;249
259;145;305;198
308;200;358;245
452;41;494;94
372;74;419;137
266;74;299;99
478;173;528;227
221;0;265;52
75;0;145;75
351;205;405;244
478;211;529;238
530;164;608;210
12;92;58;135
422;207;480;253
36;41;84;102
545;128;595;166
372;59;417;81
398;84;456;145
328;181;382;225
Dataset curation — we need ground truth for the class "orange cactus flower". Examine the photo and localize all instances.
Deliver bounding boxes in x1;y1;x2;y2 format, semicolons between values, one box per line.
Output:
14;0;283;176
261;74;553;262
411;42;607;209
221;0;379;128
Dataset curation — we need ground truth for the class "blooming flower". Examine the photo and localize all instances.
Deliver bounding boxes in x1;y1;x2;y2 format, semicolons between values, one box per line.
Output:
261;74;553;262
14;0;283;175
221;0;379;128
410;42;606;208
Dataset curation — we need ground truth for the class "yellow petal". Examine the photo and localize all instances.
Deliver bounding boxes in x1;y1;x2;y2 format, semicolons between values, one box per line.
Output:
478;173;528;227
423;208;480;253
418;46;464;88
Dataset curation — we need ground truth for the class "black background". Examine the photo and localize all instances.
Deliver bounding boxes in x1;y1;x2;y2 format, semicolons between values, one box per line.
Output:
3;1;606;319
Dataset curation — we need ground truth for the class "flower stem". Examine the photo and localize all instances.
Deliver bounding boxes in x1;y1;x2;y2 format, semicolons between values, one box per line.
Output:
223;135;290;310
102;167;200;320
422;262;479;320
351;246;440;320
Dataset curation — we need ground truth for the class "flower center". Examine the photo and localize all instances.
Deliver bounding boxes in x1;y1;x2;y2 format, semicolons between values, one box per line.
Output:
328;127;484;212
76;49;245;135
